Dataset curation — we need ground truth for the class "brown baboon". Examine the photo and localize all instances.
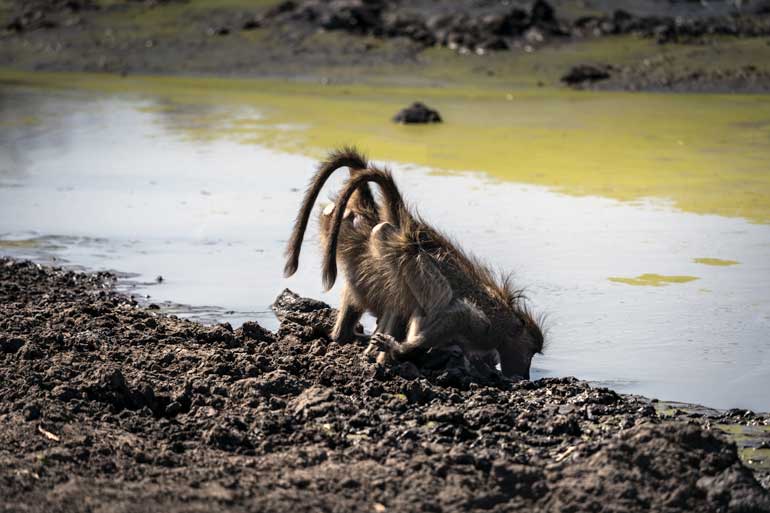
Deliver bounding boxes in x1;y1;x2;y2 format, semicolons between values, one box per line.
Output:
284;147;407;344
320;161;544;380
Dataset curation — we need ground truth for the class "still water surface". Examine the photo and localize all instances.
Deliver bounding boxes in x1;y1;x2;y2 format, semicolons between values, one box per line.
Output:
1;80;769;411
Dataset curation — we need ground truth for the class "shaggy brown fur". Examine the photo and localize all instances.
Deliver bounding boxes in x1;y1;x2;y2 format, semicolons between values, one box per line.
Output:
287;148;544;378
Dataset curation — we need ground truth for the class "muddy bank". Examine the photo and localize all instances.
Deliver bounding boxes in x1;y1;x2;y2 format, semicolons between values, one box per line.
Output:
1;257;769;512
1;0;770;92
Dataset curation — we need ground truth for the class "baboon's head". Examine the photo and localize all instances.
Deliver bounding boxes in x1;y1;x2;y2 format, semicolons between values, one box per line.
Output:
497;305;545;380
487;278;545;380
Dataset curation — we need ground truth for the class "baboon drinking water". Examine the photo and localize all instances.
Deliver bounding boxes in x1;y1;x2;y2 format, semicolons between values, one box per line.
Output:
285;148;544;379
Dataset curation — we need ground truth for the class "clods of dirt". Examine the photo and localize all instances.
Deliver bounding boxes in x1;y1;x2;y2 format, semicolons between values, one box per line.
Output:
255;0;770;55
393;101;442;124
3;0;770;92
1;257;769;512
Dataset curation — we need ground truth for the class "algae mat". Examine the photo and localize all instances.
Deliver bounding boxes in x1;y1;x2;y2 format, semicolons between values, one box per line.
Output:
2;70;769;224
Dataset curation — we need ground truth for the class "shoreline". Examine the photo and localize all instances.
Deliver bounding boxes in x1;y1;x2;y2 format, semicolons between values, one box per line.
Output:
1;256;768;511
2;1;770;93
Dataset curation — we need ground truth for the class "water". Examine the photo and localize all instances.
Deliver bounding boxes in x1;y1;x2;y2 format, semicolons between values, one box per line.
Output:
1;77;769;411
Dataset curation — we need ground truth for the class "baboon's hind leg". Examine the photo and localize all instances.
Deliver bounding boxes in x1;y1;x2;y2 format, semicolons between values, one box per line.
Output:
373;298;488;362
365;311;407;356
369;223;490;362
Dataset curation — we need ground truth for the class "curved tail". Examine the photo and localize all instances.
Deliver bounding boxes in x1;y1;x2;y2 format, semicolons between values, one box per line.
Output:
284;147;370;277
322;166;406;290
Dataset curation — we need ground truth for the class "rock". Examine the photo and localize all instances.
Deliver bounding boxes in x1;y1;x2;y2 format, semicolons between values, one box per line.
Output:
263;0;297;18
317;0;383;34
206;26;230;36
492;463;546;498
239;320;273;342
395;361;421;381
242;18;261;30
425;405;462;423
271;289;342;340
52;385;80;402
272;289;331;321
381;14;435;45
503;8;530;35
476;37;509;52
530;0;556;26
204;424;251;452
290;385;335;418
392;102;442;124
256;369;304;395
164;401;182;417
561;65;611;86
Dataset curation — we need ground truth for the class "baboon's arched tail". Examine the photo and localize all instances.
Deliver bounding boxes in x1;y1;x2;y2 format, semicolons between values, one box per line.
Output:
322;166;406;290
284;147;371;277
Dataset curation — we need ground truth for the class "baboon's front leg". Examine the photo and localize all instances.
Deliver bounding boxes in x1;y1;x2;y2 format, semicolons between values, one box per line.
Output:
331;284;365;344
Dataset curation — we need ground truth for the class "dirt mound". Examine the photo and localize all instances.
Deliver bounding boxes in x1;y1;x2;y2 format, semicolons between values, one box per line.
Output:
1;257;768;512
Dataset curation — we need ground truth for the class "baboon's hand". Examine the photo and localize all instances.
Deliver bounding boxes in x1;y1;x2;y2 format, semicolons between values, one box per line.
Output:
371;332;400;364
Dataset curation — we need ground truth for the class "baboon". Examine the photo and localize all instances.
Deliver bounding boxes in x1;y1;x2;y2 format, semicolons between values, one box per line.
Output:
286;148;544;379
284;147;408;343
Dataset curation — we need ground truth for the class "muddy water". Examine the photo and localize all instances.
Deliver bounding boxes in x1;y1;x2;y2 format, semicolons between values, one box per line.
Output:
1;74;769;411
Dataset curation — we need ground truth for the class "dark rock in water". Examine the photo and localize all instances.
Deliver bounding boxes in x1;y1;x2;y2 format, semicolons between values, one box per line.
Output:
393;102;442;124
561;65;611;86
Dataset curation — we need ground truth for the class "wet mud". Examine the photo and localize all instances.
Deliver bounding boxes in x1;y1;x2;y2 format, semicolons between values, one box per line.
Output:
1;257;769;512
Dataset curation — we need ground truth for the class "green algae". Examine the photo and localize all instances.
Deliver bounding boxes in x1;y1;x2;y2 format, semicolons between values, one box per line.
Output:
0;238;65;251
2;69;770;224
0;115;40;127
609;274;699;287
716;424;770;472
654;403;770;475
694;258;740;266
0;240;40;249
